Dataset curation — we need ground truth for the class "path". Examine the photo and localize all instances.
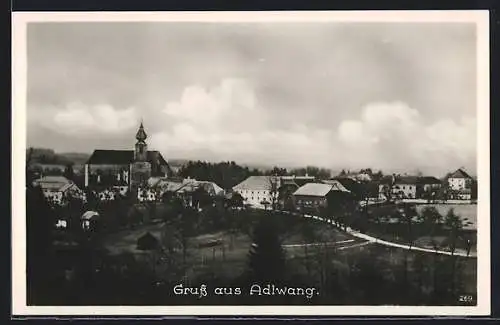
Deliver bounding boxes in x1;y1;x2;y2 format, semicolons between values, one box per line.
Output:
299;213;476;258
282;239;370;251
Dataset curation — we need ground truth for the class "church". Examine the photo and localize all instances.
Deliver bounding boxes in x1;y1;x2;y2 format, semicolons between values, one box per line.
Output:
84;122;171;193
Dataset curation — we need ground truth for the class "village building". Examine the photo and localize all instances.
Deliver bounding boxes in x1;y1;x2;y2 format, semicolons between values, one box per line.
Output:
378;175;419;200
392;176;419;199
292;181;351;212
232;176;281;208
416;176;442;199
84;122;171;195
148;177;225;206
277;175;317;207
447;168;473;191
136;232;160;251
446;168;474;198
232;175;318;209
33;175;85;205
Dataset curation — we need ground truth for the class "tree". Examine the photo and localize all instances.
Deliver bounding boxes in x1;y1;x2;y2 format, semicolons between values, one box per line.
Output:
227;192;244;208
264;166;288;176
349;249;388;304
63;164;75;181
372;170;384;181
247;217;286;284
172;207;201;265
394;203;418;299
471;180;478;200
266;176;280;210
418;206;443;253
26;174;56;304
417;206;444;298
444;208;464;257
299;219;318;276
191;187;213;210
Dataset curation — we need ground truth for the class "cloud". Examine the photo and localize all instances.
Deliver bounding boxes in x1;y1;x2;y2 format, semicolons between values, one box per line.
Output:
28;77;476;177
28;102;139;136
149;78;335;166
336;101;476;174
149;81;476;175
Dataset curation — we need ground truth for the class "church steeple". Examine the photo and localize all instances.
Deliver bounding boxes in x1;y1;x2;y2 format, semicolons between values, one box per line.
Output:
134;120;148;162
136;120;148;142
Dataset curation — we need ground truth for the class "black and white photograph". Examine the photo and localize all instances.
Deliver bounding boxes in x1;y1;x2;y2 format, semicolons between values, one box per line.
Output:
12;11;490;316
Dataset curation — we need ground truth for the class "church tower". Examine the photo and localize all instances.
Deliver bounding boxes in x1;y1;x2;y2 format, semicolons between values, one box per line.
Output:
134;121;148;162
130;121;152;191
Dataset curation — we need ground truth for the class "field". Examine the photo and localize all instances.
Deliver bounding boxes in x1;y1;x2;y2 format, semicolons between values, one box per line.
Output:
415;204;477;230
94;207;477;305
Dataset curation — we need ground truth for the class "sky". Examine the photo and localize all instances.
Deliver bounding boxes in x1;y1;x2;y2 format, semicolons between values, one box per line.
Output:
26;21;478;176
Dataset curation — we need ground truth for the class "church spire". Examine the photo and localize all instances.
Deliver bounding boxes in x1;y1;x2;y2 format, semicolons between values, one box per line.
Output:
134;120;148;162
136;120;147;142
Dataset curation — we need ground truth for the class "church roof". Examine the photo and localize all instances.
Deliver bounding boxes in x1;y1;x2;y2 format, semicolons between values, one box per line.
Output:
86;149;169;166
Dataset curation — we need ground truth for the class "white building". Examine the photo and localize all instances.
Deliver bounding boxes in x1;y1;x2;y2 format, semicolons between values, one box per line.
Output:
447;168;473;191
378;175;418;200
33;175;84;205
232;176;281;208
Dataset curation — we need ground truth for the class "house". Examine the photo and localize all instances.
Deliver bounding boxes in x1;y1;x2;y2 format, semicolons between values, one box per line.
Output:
292;181;351;212
232;176;280;208
392;176;419;199
328;177;379;200
378;175;419;200
447;168;473;191
137;188;158;202
148;177;225;206
84;122;171;192
177;178;225;197
416;176;442;199
136;232;160;251
277;175;317;208
33;175;84;205
444;168;474;200
339;170;372;182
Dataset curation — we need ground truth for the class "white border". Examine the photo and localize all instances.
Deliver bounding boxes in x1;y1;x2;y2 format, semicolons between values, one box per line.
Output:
11;10;491;316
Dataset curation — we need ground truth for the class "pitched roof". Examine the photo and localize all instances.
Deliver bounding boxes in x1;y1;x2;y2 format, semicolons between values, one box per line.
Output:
232;176;276;191
329;177;360;191
378;175;396;184
417;176;442;185
178;179;225;196
154;179;184;192
35;175;70;183
293;182;350;197
86;149;169;166
448;168;473;179
33;176;72;191
59;183;77;193
394;176;419;185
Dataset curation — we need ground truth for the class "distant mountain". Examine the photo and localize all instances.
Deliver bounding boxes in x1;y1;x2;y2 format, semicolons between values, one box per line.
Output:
27;148;90;166
58;152;91;165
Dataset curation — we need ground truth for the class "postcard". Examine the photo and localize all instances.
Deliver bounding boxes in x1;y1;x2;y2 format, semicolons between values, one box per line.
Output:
11;10;490;316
